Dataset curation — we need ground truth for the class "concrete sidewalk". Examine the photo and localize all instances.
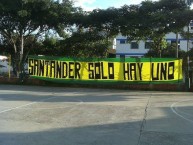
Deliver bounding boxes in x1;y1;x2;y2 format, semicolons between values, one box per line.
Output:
0;85;192;145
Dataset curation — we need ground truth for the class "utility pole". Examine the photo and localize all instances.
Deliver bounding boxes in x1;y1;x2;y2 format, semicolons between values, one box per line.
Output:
176;32;179;58
186;23;190;90
185;0;191;90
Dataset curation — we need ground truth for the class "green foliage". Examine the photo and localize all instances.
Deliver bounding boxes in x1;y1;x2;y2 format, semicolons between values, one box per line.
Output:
116;0;193;49
88;8;120;37
59;31;110;58
31;36;62;56
145;42;186;58
0;0;74;75
28;31;110;58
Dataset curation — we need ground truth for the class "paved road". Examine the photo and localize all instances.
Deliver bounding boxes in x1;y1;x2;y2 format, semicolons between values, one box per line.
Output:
0;85;192;145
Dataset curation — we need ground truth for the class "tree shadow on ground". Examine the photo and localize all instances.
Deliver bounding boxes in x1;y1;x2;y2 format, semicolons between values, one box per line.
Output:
0;85;152;103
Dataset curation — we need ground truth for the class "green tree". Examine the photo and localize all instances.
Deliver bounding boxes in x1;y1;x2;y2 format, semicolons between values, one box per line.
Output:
0;0;74;76
145;42;186;58
58;30;110;58
28;36;60;56
138;0;193;57
113;0;193;57
88;8;120;38
64;7;119;58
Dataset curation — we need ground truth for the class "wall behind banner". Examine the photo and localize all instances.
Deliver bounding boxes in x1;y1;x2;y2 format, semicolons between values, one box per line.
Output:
28;56;183;84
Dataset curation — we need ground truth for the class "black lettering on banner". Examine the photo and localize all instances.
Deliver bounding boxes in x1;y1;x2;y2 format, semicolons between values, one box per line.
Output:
101;62;107;79
62;62;68;78
123;63;143;81
160;63;167;80
69;62;74;78
50;61;55;78
28;59;34;75
39;60;44;77
88;63;94;79
108;63;114;79
68;62;74;79
95;63;101;79
34;60;39;76
168;62;174;80
56;61;62;78
151;63;159;80
130;63;137;80
138;63;143;80
45;61;50;77
28;58;178;82
123;63;129;80
75;62;81;79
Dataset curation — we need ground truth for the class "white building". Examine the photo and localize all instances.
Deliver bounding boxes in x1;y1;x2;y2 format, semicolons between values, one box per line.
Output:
115;26;193;58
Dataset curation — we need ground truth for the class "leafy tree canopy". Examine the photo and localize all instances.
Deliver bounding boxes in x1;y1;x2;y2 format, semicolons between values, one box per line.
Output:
0;0;75;75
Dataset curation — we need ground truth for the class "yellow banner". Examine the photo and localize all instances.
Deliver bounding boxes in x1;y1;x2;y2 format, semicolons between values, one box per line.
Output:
28;58;183;82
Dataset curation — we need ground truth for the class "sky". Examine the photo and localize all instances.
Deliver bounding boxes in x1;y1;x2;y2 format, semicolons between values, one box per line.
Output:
74;0;159;11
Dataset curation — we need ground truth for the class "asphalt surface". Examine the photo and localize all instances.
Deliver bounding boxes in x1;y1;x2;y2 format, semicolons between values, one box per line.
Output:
0;85;193;145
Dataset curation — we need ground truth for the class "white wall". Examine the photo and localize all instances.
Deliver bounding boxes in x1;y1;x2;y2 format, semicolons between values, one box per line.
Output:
115;32;193;57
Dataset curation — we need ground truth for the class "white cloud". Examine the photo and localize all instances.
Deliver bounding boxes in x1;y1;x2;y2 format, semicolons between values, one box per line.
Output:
74;0;97;11
74;0;95;5
73;0;166;11
114;0;159;7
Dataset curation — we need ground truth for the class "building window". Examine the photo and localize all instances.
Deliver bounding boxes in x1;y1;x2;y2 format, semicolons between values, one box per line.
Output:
131;42;138;49
120;40;126;44
145;42;153;49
